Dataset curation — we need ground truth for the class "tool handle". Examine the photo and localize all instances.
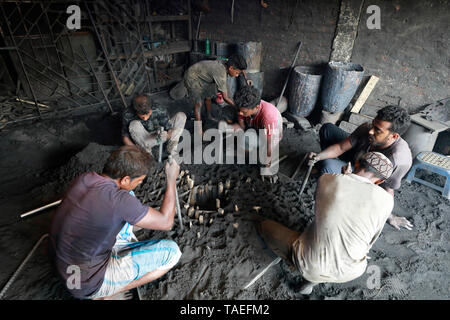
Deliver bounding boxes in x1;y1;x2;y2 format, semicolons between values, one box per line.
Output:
277;41;302;107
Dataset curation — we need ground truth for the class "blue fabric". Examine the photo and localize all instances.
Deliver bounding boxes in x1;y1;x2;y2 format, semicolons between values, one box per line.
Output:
318;123;355;174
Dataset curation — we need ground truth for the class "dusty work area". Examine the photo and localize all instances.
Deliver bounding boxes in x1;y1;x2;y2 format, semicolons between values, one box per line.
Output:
0;96;449;301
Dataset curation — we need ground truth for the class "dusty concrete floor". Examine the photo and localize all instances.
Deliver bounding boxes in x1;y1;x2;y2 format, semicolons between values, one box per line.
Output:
0;93;448;300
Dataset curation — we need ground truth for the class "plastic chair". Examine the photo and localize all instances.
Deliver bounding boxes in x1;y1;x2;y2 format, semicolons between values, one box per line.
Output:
405;151;450;199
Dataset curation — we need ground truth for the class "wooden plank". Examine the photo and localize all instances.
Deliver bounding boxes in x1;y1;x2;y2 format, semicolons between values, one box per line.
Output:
350;75;380;113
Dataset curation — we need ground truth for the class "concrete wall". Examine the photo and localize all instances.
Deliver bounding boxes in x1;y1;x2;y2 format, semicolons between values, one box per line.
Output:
352;0;449;113
199;0;340;100
198;0;449;113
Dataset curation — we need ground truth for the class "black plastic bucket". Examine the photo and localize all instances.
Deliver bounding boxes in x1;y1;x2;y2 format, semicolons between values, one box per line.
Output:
321;61;364;113
288;66;323;117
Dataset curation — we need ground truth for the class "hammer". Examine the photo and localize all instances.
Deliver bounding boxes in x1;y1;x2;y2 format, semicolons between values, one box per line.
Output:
168;155;183;231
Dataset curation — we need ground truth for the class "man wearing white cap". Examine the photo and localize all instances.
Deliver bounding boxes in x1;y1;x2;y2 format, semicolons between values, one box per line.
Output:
257;152;395;295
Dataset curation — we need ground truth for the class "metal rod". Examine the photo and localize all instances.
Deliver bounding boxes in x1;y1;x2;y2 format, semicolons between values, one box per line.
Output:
243;257;281;290
84;0;128;110
0;233;49;299
20;200;62;219
270;154;289;168
277;41;302;107
299;162;314;196
291;154;308;179
80;44;115;114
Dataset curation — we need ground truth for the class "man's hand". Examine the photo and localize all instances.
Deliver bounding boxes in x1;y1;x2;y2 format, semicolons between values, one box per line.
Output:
388;214;413;231
308;152;321;164
165;158;180;184
342;161;352;174
159;130;169;143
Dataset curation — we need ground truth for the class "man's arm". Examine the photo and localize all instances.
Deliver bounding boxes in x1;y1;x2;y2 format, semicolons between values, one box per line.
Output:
241;70;253;85
310;137;353;162
135;161;179;230
123;136;135;146
221;91;235;106
383;186;414;231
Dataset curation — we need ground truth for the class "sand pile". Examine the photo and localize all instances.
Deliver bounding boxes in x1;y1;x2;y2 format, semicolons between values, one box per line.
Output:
1;127;449;300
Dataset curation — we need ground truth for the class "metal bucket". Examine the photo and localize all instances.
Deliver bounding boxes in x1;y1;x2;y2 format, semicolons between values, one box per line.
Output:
321;61;364;113
227;71;264;100
288;66;323;117
403;123;441;158
234;41;262;73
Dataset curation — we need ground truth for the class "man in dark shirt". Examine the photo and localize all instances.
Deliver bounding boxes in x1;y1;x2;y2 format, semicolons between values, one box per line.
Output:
309;105;413;231
50;145;181;299
122;94;186;157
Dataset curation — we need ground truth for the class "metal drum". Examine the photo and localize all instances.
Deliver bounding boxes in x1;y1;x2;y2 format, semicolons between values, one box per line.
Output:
288;66;323;117
234;41;262;73
321;61;364;113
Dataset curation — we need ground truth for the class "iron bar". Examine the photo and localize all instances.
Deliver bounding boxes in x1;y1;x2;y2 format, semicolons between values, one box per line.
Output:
0;3;41;118
84;0;128;109
80;44;115;114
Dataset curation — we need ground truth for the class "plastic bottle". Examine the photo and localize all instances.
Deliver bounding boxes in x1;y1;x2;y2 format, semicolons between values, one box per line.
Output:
205;38;210;55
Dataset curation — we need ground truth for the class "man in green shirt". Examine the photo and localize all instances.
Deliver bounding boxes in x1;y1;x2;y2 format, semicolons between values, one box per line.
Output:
184;54;247;134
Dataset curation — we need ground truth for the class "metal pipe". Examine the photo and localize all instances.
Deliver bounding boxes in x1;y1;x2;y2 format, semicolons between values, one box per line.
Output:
243;257;281;290
84;0;128;110
291;154;308;179
299;161;314;196
80;45;115;115
20;200;62;219
277;41;302;107
0;234;49;300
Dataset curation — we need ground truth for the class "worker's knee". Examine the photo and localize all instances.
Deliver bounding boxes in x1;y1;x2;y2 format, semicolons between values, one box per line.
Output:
159;240;182;270
174;112;187;125
129;120;144;136
319;123;338;143
320;158;346;175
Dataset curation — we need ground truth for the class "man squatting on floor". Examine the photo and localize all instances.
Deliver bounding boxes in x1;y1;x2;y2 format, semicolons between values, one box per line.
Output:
310;105;414;231
258;152;396;295
49;146;181;299
122;94;186;158
183;54;249;135
218;85;283;176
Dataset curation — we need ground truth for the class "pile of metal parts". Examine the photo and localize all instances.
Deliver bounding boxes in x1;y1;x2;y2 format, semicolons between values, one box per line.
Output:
133;168;237;234
0;0;191;128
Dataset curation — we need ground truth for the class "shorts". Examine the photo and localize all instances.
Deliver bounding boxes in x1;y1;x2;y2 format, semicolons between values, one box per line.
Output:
87;238;181;299
184;73;217;104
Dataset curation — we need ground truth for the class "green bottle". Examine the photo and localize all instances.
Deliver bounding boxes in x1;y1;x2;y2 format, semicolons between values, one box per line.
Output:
205;38;210;55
